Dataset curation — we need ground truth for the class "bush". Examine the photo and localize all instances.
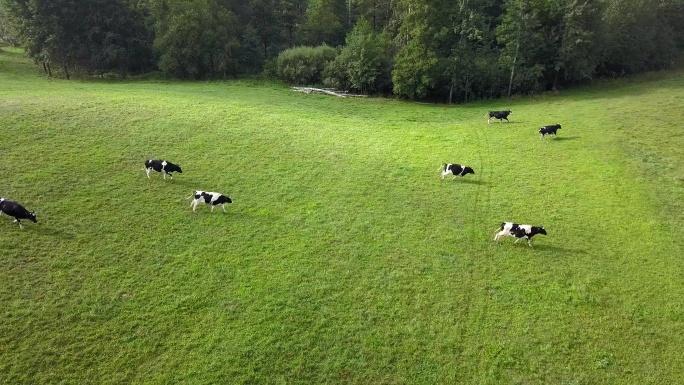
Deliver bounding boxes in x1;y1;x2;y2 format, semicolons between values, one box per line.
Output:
323;19;392;94
322;55;350;90
276;45;337;85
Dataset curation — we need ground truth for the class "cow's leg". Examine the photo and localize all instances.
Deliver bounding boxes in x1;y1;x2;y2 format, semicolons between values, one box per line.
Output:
494;231;504;241
14;218;23;229
168;172;173;179
514;237;521;244
527;238;533;247
222;204;226;212
146;168;151;178
211;205;215;212
162;172;166;180
192;200;199;212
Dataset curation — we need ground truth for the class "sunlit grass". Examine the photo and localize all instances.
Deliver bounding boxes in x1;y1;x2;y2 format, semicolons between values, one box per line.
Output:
1;46;683;384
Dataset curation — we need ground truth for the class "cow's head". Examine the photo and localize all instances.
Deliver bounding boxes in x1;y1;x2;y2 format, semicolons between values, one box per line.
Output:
464;166;475;175
166;163;183;174
28;211;37;223
537;226;547;235
507;110;512;114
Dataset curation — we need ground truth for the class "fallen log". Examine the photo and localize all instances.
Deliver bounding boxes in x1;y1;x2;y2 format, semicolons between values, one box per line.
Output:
291;87;367;98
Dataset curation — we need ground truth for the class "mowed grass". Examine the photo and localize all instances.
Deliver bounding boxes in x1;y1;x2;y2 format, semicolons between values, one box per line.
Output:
1;46;683;384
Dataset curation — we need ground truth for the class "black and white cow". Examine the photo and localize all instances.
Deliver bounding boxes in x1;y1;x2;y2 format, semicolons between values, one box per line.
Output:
0;198;37;229
189;191;233;212
493;222;547;246
439;163;475;180
486;110;512;124
539;124;561;139
145;159;182;180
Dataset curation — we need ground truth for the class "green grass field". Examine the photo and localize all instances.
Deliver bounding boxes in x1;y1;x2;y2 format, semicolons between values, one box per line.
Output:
1;46;683;384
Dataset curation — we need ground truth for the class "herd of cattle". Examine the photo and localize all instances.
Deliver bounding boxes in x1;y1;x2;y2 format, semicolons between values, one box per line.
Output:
1;109;561;247
144;159;234;212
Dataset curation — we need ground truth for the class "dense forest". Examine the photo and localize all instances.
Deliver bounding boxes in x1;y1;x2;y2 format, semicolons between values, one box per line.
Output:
1;0;683;102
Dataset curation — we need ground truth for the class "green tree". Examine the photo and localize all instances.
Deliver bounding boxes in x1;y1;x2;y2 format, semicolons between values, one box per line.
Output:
152;0;239;79
302;0;344;46
0;1;19;46
324;18;390;93
434;0;502;103
392;37;438;99
390;0;439;99
280;0;307;47
238;25;264;74
276;44;337;84
497;0;546;95
552;0;604;89
4;0;152;77
599;0;683;76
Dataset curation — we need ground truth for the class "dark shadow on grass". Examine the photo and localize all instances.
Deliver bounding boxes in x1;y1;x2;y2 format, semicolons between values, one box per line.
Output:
486;121;521;125
530;244;588;255
35;226;76;239
551;136;580;141
458;179;488;185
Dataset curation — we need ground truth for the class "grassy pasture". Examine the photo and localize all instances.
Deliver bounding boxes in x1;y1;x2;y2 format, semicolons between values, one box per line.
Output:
1;46;684;384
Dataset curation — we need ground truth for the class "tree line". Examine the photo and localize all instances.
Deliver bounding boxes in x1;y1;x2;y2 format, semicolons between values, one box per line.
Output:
1;0;682;101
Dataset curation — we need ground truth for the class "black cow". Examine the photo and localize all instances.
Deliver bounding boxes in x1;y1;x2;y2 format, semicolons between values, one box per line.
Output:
0;198;37;229
439;163;475;180
145;159;182;180
486;110;512;124
493;222;547;247
539;124;561;139
189;191;233;212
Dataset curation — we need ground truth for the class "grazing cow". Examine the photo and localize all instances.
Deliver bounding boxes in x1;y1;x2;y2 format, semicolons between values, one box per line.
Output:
493;222;547;247
439;164;475;180
189;191;233;212
145;159;182;180
539;124;561;139
0;198;37;229
486;110;512;124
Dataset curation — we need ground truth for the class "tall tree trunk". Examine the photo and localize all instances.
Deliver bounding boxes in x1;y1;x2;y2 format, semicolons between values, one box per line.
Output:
508;41;519;98
448;82;454;104
464;74;469;103
552;71;560;91
46;62;52;77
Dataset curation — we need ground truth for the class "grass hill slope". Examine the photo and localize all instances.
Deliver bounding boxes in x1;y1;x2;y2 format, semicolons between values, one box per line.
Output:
1;46;683;384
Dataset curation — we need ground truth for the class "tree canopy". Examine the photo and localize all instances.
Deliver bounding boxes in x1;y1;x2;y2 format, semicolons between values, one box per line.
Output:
2;0;682;101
